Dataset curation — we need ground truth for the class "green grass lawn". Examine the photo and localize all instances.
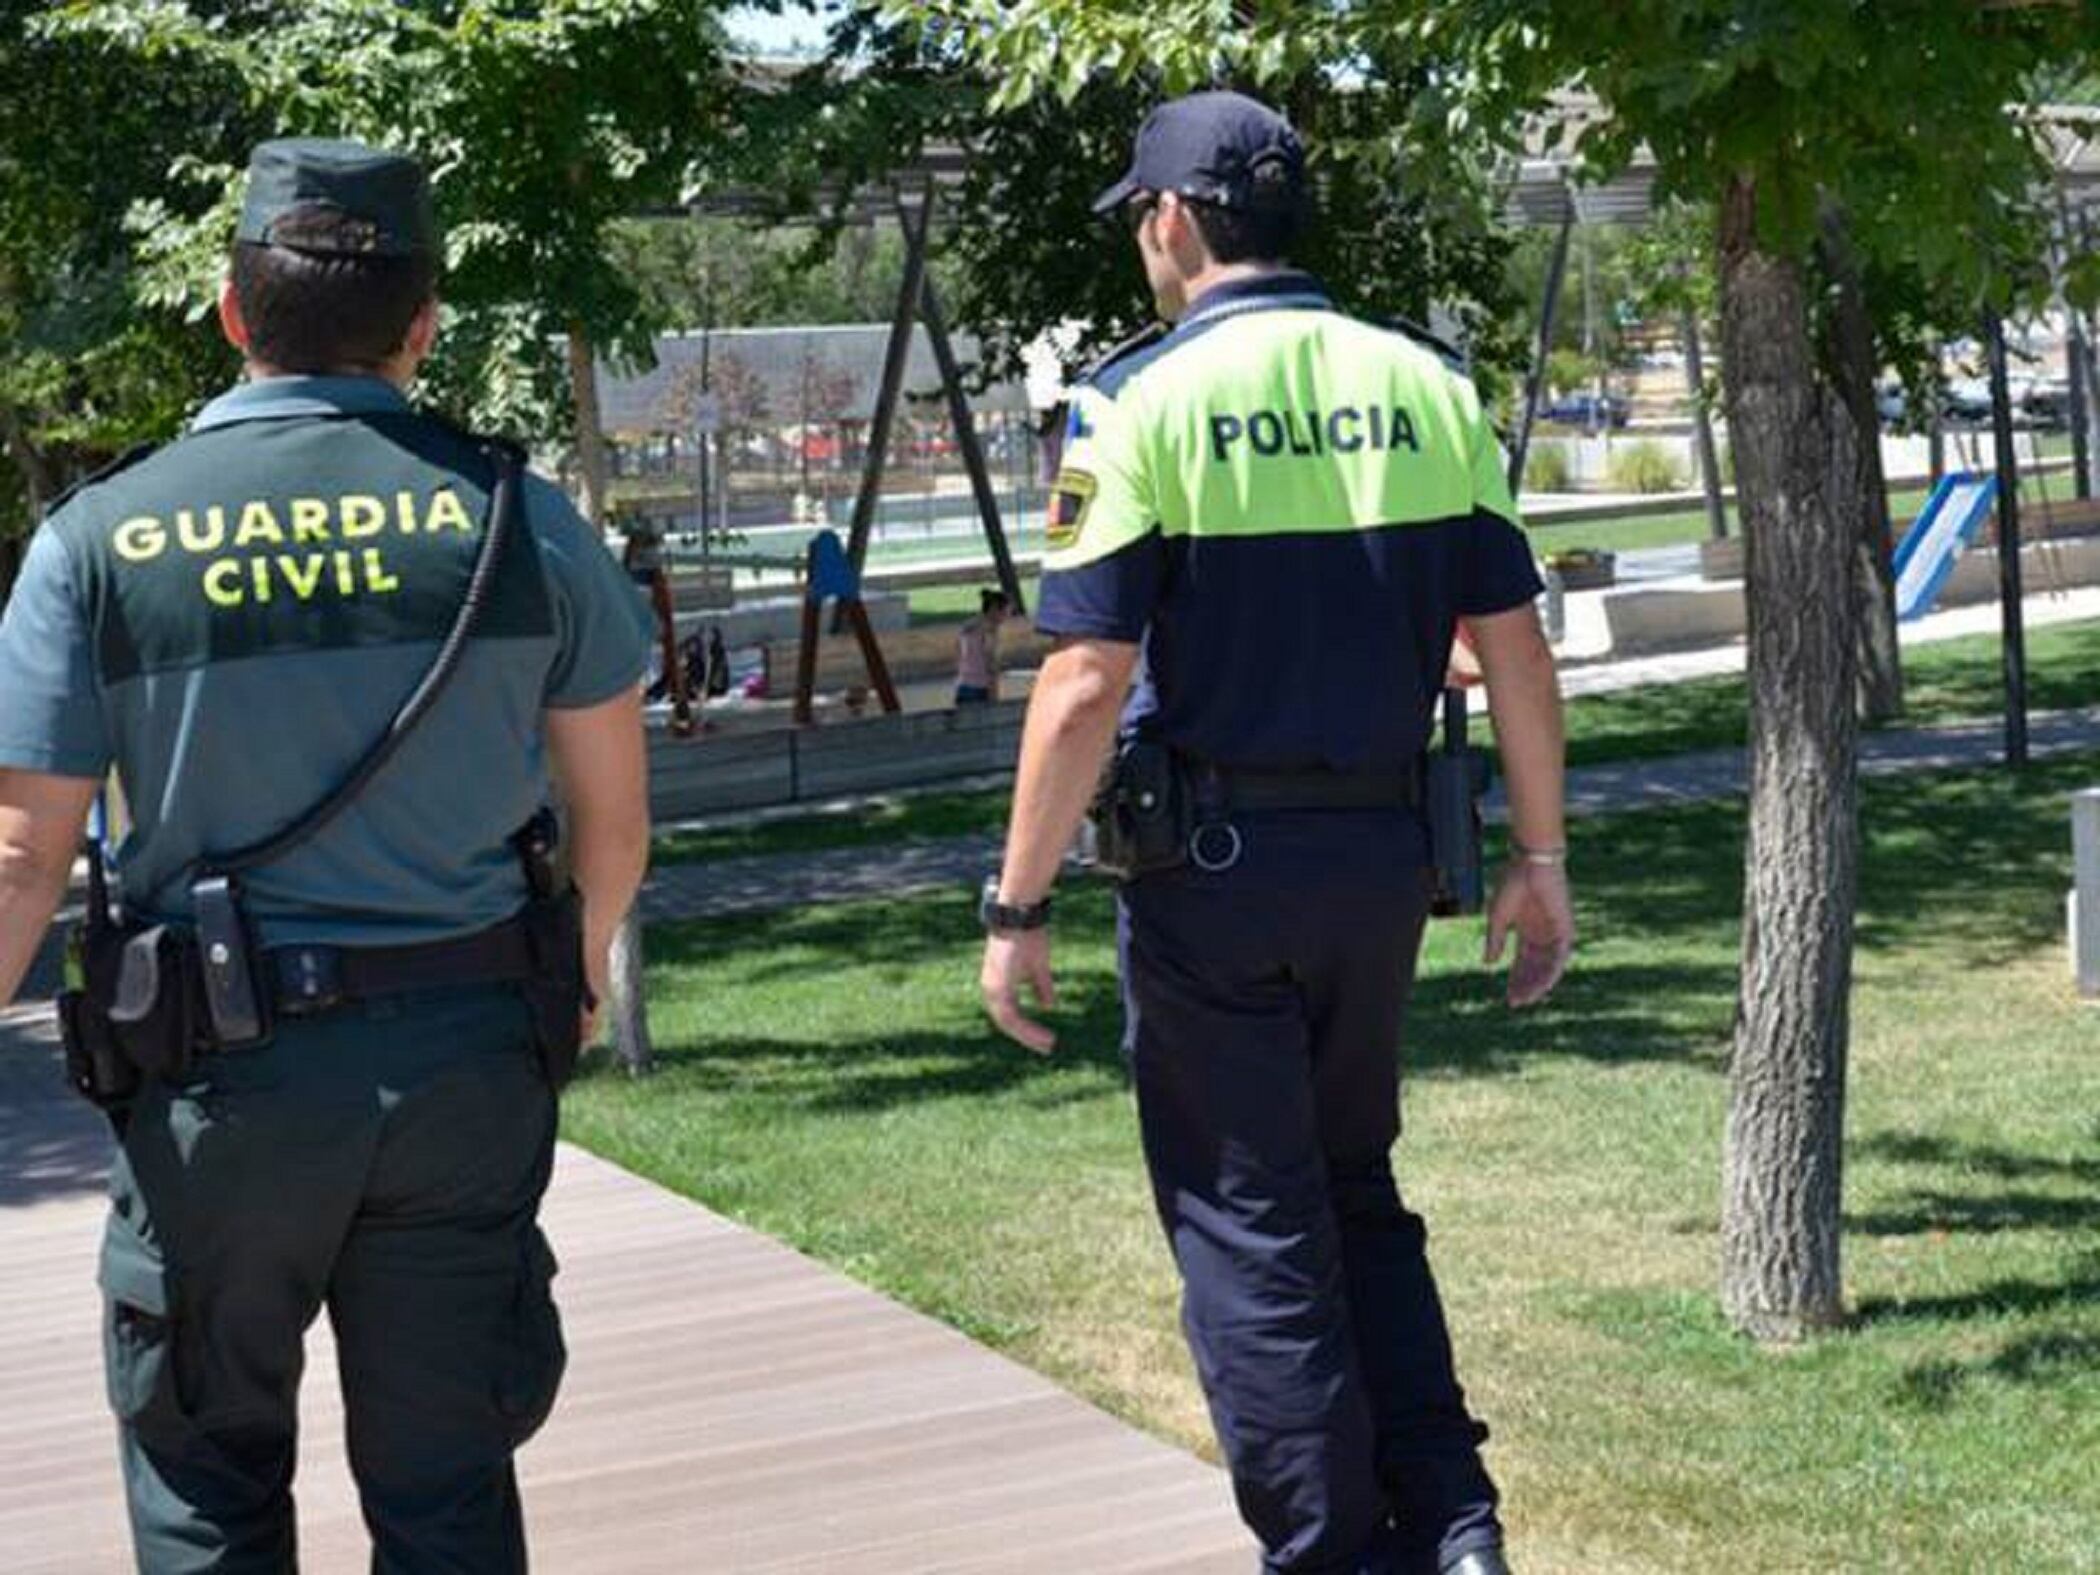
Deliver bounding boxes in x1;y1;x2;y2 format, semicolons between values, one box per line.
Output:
1559;612;2100;769
569;754;2100;1572
655;616;2099;864
652;788;1009;865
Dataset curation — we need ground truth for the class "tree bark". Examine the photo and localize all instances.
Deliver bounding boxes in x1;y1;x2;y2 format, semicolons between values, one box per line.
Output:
566;323;655;1077
1815;204;1903;725
1716;176;1860;1343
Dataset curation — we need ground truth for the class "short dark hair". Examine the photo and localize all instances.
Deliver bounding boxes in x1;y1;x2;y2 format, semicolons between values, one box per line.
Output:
1184;162;1306;264
980;588;1011;615
229;234;437;373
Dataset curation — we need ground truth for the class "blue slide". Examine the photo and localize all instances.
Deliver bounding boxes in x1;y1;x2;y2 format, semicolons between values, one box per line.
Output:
1891;471;2000;622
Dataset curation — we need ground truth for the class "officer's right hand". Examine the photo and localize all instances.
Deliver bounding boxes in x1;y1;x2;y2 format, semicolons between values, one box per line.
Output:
1484;862;1575;1008
982;929;1058;1055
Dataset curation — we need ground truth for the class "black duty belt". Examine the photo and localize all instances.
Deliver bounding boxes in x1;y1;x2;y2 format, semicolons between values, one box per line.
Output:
268;915;537;1018
1196;761;1424;814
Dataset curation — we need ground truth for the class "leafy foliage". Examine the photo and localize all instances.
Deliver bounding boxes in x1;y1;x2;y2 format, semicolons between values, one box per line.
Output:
852;7;1529;390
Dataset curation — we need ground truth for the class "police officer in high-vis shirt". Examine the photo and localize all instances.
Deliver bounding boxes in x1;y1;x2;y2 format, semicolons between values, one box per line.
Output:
0;140;651;1571
979;95;1575;1575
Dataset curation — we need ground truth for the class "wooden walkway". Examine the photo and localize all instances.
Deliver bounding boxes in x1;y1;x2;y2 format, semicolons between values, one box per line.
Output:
0;1000;1246;1574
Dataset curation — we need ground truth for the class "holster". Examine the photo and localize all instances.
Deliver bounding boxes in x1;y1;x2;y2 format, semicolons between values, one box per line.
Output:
1087;736;1192;880
517;886;588;1090
512;811;586;1090
58;914;206;1114
1426;746;1492;917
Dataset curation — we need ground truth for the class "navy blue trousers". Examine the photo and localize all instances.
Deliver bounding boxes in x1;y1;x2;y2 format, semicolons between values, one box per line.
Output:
1119;812;1501;1575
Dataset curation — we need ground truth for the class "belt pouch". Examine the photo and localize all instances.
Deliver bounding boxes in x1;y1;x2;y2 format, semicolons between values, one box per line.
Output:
106;925;203;1081
1090;737;1190;879
518;888;587;1090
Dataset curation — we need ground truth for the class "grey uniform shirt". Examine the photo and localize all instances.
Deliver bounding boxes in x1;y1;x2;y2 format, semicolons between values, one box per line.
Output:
0;375;651;946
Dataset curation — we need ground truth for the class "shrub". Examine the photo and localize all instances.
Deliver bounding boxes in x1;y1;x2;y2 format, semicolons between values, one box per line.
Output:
1607;439;1687;494
1522;443;1574;494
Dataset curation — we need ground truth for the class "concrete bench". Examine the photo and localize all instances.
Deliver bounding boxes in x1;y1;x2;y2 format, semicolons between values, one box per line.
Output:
1602;535;2100;656
645;701;1027;821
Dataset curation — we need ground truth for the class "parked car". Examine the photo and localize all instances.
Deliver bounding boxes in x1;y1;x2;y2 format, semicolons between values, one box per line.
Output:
2023;379;2072;431
1539;392;1631;430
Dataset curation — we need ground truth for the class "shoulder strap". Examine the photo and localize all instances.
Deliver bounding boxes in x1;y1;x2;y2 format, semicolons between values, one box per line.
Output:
199;440;526;880
1079;320;1170;385
41;443;160;521
1377;314;1468;374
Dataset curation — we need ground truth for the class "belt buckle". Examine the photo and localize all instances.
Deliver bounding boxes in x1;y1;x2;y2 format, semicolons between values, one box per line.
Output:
276;946;344;1017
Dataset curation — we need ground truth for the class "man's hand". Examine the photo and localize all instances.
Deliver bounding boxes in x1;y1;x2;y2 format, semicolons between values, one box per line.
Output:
982;928;1057;1054
1484;861;1575;1008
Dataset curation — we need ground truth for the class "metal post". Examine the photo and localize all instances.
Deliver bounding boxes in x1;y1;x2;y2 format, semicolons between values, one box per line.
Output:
1984;310;2030;768
2073;788;2100;1001
1683;307;1728;539
697;322;713;559
2071;309;2095;502
843;184;936;580
1508;208;1575;496
921;266;1028;615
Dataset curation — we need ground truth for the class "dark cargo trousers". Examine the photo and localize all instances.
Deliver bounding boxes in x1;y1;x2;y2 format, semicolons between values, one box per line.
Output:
99;983;565;1574
1118;813;1501;1575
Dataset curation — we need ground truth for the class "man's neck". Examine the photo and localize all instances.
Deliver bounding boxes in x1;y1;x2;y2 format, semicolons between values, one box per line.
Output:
244;359;409;390
1173;260;1292;322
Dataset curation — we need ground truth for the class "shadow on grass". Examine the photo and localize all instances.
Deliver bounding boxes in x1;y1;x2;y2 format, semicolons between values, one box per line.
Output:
628;753;2098;1115
1856;1131;2100;1186
1847;1191;2098;1237
607;953;1743;1120
1896;1329;2100;1413
1856;1259;2100;1327
1848;1129;2100;1237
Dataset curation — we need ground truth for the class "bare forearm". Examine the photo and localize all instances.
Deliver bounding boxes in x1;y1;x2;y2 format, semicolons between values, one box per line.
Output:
1476;623;1567;853
0;773;96;1008
1488;673;1565;851
0;840;73;1007
999;648;1128;904
569;816;648;984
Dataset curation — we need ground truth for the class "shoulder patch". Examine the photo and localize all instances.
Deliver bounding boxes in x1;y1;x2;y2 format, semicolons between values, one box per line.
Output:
1045;469;1097;550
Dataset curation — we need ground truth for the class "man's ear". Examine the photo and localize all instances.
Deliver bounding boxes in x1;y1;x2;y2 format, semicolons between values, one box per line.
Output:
403;296;440;364
218;276;250;353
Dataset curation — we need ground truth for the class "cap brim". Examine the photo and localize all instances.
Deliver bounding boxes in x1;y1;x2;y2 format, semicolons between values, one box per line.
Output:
1090;173;1141;217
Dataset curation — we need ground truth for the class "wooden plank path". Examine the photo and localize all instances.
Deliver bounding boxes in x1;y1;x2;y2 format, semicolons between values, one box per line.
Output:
0;1000;1247;1574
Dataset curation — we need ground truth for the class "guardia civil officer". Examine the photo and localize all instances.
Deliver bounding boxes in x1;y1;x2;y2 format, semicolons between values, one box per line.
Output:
0;139;652;1571
978;95;1575;1575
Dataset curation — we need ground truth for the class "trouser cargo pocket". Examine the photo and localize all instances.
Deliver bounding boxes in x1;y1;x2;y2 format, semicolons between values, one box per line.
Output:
494;1227;566;1447
99;1235;189;1445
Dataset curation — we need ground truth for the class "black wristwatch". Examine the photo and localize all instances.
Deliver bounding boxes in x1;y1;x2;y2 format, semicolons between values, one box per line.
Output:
980;875;1052;934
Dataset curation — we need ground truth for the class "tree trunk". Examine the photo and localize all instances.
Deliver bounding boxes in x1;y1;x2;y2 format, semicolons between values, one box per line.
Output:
1715;176;1861;1343
1815;204;1903;725
566;323;655;1077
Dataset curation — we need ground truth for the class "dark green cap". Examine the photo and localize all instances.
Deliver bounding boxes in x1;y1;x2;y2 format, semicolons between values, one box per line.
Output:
236;137;437;258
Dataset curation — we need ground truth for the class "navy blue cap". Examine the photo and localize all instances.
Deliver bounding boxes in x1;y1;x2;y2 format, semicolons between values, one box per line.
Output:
1091;91;1306;217
237;138;437;258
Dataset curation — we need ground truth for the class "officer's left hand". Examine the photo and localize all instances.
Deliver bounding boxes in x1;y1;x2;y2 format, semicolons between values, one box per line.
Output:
982;929;1058;1054
1485;861;1575;1008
